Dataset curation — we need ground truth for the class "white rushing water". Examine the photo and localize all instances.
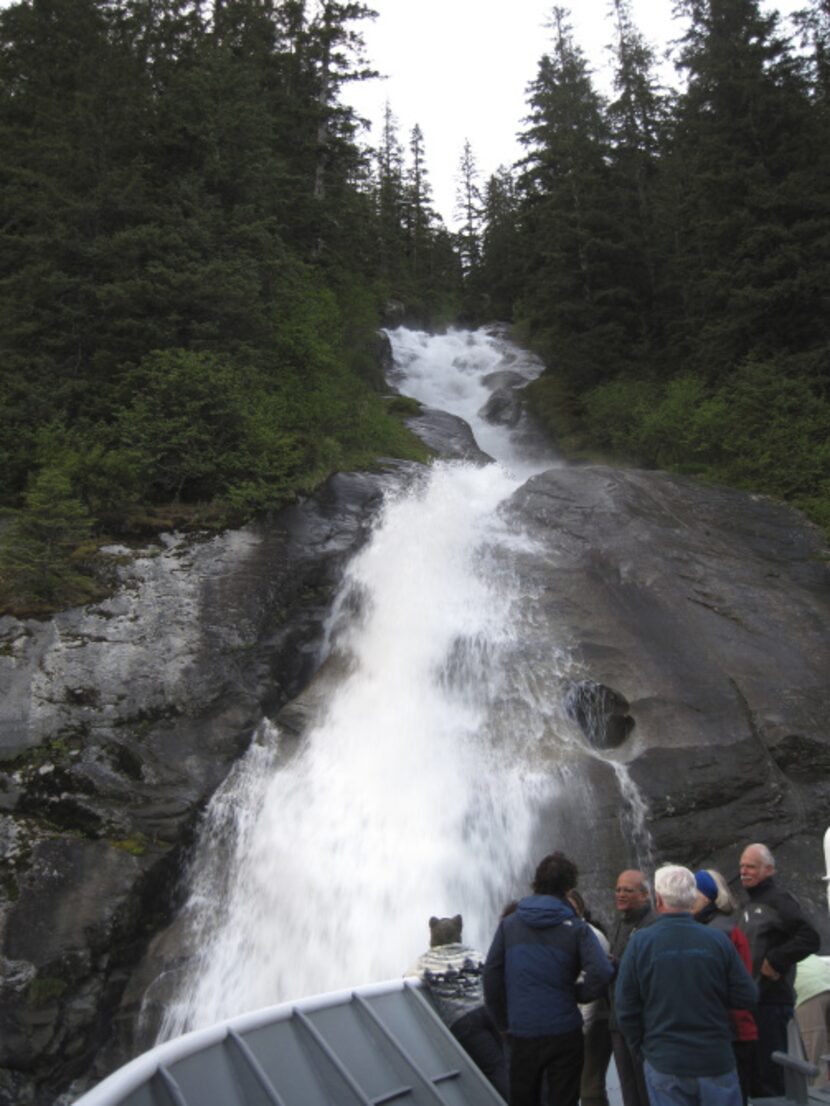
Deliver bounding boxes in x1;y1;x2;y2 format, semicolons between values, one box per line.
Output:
157;326;648;1040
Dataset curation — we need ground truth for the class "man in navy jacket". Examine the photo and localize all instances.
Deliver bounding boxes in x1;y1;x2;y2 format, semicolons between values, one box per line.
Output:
615;864;757;1106
483;851;614;1106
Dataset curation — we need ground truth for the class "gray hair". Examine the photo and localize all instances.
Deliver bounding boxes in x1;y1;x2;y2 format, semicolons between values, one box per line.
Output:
706;869;737;914
746;843;775;870
654;864;697;910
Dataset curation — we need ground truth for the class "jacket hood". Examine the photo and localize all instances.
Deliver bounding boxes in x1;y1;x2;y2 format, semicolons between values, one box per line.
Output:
516;894;576;929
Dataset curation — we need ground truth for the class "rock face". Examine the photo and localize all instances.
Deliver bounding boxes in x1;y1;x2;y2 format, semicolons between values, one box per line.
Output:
0;467;412;1106
478;385;524;427
404;406;493;464
501;465;830;920
2;407;830;1103
564;680;635;749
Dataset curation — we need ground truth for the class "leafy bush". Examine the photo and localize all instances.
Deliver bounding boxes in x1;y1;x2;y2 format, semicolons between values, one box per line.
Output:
578;359;830;536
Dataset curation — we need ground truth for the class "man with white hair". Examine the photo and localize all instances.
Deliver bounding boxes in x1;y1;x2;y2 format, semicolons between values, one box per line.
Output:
736;842;820;1096
615;864;757;1106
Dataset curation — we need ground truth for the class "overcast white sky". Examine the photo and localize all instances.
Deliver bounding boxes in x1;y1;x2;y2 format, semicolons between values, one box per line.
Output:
346;0;806;227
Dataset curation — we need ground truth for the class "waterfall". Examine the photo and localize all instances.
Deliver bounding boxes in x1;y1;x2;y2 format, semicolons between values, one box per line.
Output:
156;326;647;1040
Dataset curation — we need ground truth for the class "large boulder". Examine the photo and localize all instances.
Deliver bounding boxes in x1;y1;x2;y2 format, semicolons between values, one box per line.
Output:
405;406;493;464
481;369;528;390
478;385;524;427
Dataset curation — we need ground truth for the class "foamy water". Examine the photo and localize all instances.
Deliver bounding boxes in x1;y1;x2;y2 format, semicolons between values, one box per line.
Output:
156;326;650;1039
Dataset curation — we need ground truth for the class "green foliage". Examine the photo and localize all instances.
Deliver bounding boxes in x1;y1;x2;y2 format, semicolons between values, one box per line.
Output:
109;834;149;856
371;103;463;326
384;395;422;417
580;361;830;535
0;0;461;615
495;0;830;536
27;976;68;1007
117;349;283;503
0;468;102;614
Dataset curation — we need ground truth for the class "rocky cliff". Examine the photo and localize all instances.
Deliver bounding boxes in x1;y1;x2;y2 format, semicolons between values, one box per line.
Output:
500;465;830;903
0;465;414;1105
1;398;829;1104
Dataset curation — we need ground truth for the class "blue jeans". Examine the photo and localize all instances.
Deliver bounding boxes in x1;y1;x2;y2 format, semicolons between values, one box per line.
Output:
643;1060;742;1106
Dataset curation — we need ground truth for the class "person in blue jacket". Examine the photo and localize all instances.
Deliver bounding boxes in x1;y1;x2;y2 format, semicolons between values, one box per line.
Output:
615;864;758;1106
483;851;614;1106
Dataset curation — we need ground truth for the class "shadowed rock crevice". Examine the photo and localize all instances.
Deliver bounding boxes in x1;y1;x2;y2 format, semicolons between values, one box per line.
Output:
564;680;635;750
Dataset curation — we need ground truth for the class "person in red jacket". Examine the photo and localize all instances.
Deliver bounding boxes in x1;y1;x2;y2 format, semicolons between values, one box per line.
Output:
693;869;760;1105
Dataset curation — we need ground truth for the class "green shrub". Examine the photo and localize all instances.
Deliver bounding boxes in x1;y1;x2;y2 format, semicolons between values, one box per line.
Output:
0;467;102;614
580;360;830;537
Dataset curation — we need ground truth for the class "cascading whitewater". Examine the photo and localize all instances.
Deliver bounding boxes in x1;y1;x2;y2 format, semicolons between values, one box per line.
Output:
157;326;651;1040
384;325;558;480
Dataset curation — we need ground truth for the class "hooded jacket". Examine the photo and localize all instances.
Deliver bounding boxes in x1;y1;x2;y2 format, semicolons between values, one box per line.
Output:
483;895;614;1038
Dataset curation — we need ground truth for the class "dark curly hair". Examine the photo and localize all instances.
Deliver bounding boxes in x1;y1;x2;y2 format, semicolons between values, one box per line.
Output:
532;851;579;897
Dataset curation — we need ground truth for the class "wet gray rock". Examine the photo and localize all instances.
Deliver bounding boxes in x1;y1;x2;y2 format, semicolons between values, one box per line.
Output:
502;464;830;930
564;680;635;749
478;386;523;427
481;369;528;390
0;467;409;1105
405;407;493;464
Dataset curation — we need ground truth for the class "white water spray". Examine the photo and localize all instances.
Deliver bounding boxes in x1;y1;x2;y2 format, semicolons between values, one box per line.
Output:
157;327;643;1040
385;325;558;478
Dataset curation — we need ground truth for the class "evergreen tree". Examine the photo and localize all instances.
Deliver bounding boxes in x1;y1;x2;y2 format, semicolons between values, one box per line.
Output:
0;0;440;570
375;100;407;288
795;0;830;104
454;138;482;276
478;167;522;320
515;6;622;384
404;123;432;280
303;1;377;255
667;0;825;374
0;468;98;612
606;0;667;350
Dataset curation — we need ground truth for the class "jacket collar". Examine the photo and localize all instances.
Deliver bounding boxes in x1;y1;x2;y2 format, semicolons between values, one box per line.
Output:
746;876;775;899
623;902;653;925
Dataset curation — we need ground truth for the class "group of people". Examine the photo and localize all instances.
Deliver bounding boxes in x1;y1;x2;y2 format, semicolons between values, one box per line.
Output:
405;842;824;1106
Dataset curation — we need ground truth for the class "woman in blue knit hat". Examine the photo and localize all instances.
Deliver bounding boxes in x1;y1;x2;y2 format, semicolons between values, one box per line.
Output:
693;869;760;1105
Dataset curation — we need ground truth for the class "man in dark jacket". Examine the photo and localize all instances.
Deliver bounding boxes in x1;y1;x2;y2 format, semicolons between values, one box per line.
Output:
615;864;757;1106
609;869;657;1106
736;842;820;1096
483;851;613;1106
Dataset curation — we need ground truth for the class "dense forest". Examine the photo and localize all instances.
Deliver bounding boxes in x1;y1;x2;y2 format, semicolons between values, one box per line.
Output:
471;0;830;542
0;0;461;612
1;0;828;615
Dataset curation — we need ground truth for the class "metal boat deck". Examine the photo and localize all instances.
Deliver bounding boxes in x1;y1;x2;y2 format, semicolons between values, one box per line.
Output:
72;979;507;1106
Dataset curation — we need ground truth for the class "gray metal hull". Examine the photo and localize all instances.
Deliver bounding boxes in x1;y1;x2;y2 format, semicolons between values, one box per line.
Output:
72;979;507;1105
